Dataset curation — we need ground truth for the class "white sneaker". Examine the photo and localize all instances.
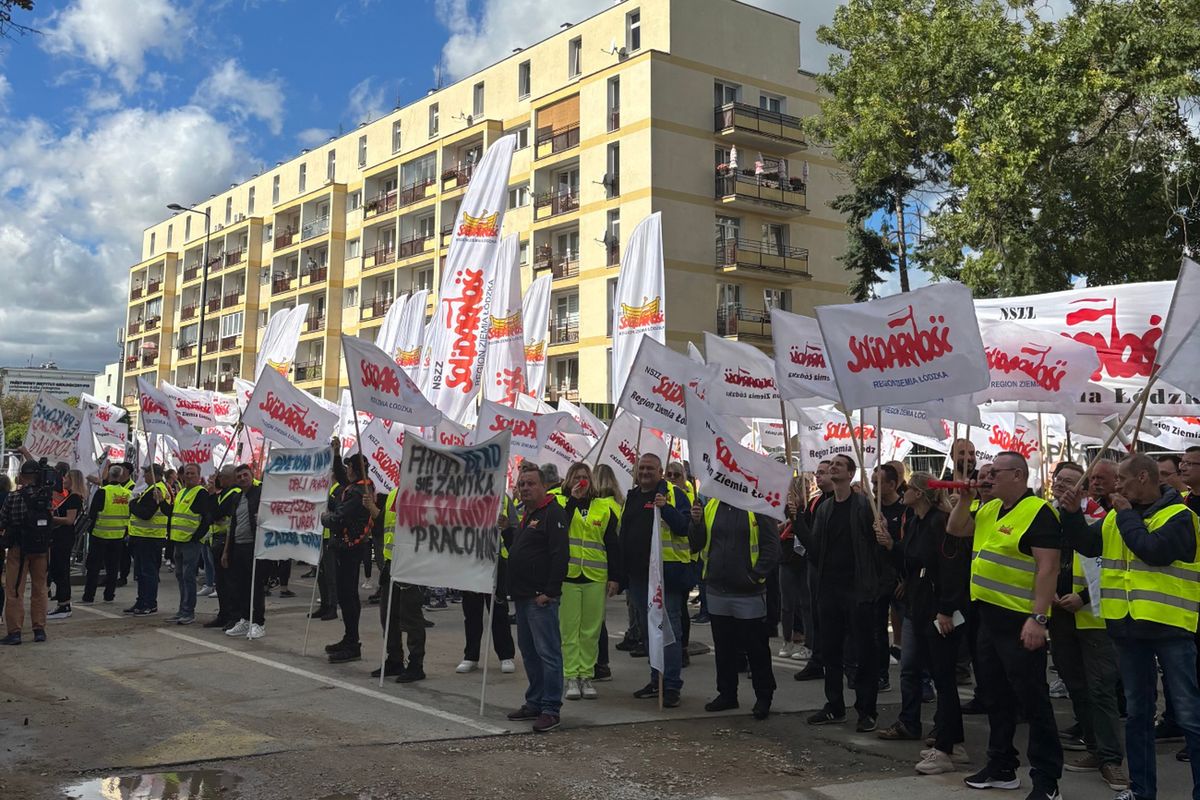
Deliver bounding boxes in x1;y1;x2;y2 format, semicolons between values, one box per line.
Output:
500;659;516;674
778;641;794;658
209;589;218;599
921;744;970;764
1049;678;1069;699
580;678;598;699
456;659;478;673
198;585;213;597
915;749;956;775
247;623;266;640
565;678;582;700
225;619;249;636
791;645;812;661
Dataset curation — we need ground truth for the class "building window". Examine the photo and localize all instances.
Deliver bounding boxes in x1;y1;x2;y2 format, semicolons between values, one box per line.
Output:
415;266;433;292
473;82;485;117
185;216;191;241
225;197;233;224
166;224;173;248
519;240;529;265
626;9;641;52
272;175;280;205
298;164;307;194
606;142;620;198
349;190;361;211
344;286;359;308
258;309;268;328
347;238;361;258
357;134;368;168
760;93;785;114
764;288;791;311
716;215;741;245
326;149;336;181
248;187;256;215
392;120;402;153
428;103;439;138
762;222;786;254
264;222;273;243
549;356;578;397
568;37;582;78
221;311;244;338
507;124;530;150
518;60;531;99
508;184;530;209
714;80;741;106
606;278;618;336
149;232;156;255
607;76;620;131
606;210;620;264
552;292;579;343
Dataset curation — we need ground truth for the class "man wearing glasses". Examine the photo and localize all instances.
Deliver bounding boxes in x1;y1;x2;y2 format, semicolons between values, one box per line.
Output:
948;451;1064;800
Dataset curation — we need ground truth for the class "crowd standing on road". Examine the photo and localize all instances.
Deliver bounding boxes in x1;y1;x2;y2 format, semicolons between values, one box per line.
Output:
3;440;1200;800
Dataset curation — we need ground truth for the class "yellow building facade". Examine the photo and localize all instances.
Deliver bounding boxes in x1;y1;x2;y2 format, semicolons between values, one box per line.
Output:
122;0;848;416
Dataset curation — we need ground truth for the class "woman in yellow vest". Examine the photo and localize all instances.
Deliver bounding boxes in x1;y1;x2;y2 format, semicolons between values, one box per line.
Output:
126;464;172;616
557;463;622;701
592;464;624;681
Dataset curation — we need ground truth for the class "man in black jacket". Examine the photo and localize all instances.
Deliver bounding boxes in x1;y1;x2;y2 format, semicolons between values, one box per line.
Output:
221;464;266;639
505;463;569;733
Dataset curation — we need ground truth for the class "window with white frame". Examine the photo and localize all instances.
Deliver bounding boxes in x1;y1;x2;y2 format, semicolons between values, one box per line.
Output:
550;355;578;395
358;135;367;167
714;80;741;106
473;82;485;117
507;124;530;150
344;286;359;308
185;216;191;241
347;238;361;258
606;278;618;336
415;266;433;292
518;60;531;99
764;288;791;311
327;149;336;181
392;120;402;153
349;190;361;211
166;224;173;248
568;37;582;78
428;103;439;137
298;164;307;193
272;175;280;205
626;9;641;52
519;240;529;265
759;93;785;114
149;232;156;255
508;184;530;209
248;187;256;215
221;311;243;338
606;142;620;197
225;197;233;224
607;77;620;131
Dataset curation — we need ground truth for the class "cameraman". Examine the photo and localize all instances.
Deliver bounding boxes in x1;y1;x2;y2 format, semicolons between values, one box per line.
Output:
1;461;55;644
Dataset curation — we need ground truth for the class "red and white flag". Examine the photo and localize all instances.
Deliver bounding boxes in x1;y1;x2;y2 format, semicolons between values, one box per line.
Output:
522;274;552;399
242;366;337;448
557;397;607;440
1155;257;1200;398
423;416;472;448
176;431;227;471
816;282;989;411
617;337;718;439
539;428;596;474
703;332;781;418
585;409;668;495
255;303;309;380
611;212;666;403
137;377;184;438
210;392;238;426
395;290;430;378
342;334;442;427
426;135;517;423
161;381;216;428
482;235;527;405
475;399;579;459
979;320;1099;406
373;291;410;357
770;309;839;402
647;508;675;675
358;417;406;492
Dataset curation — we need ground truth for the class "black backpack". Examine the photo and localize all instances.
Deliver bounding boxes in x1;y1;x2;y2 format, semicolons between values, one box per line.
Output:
19;488;54;555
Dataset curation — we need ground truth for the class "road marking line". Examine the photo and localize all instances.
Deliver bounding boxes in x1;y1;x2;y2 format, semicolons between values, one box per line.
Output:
74;604;508;735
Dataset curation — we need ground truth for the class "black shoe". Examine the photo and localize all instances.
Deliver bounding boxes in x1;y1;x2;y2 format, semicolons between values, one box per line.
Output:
1156;717;1185;742
615;638;639;652
279;588;295;598
961;697;988;715
507;705;539;721
794;663;824;681
371;662;405;678
963;765;1020;790
116;578;128;587
1;632;20;645
663;690;680;708
33;629;47;643
320;610;338;621
691;613;710;624
395;664;426;683
328;646;362;664
704;695;739;713
752;699;771;720
629;647;647;658
1178;746;1190;762
325;639;349;654
80;596;95;604
807;708;847;725
423;619;434;628
202;617;227;628
633;682;659;699
1060;735;1087;752
878;677;891;693
367;592;381;604
307;607;329;619
593;664;612;681
123;604;140;614
301;568;317;579
1058;723;1081;741
856;715;877;733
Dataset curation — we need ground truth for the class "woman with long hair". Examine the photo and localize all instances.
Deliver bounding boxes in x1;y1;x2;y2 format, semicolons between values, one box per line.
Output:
47;469;87;620
874;471;969;773
559;461;622;700
589;462;624;681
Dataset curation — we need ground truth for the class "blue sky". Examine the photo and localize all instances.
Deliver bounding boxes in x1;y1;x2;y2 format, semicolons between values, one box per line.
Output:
0;0;839;372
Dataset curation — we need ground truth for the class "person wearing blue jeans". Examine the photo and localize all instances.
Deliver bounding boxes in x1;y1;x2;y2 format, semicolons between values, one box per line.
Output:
515;598;563;713
128;537;163;611
628;579;685;692
172;541;202;623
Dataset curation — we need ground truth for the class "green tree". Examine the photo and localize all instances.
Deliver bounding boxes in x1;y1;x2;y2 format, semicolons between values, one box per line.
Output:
1;394;33;450
1;0;35;40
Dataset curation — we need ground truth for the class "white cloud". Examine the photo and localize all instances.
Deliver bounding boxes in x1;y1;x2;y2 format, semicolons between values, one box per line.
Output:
0;106;252;370
347;76;400;125
297;127;335;148
0;75;10;110
42;0;191;92
435;0;842;80
193;59;286;135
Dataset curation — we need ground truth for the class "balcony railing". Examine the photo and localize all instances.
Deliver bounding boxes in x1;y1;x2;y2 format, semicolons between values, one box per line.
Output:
218;375;235;392
130;286;143;300
714;101;806;147
272;274;297;294
302;215;330;241
398;178;435;209
535;122;580;158
146;280;162;295
715;171;807;210
303;314;326;334
534;189;579;219
183;265;200;282
365;244;396;269
141;354;157;368
399;233;432;259
207;297;223;313
360;296;393;321
203;338;220;354
717;305;772;339
301;266;328;286
180;304;197;320
549;320;579;345
440;226;453;249
202;377;216;391
224;249;245;267
364;189;398;219
144;316;161;331
207;253;224;272
294;361;323;382
177;343;195;359
220;335;241;351
223;291;243;308
128;321;142;335
440;162;474;190
716;238;810;277
275;229;297;249
533;249;581;280
125;355;138;369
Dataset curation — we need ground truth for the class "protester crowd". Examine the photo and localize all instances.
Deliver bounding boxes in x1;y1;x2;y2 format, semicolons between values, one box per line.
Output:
3;438;1200;800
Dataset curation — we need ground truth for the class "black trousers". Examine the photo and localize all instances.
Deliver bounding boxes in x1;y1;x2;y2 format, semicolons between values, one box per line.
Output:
317;541;338;611
874;592;893;683
82;536;122;601
462;590;515;661
819;588;878;718
273;559;292;587
379;566;426;665
211;538;234;623
711;613;776;703
119;537;131;580
334;546;364;644
807;563;823;666
48;531;75;603
229;543;267;625
921;626;965;753
976;609;1063;788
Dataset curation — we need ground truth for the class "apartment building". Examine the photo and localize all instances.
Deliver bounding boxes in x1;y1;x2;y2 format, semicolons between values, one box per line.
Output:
122;0;849;417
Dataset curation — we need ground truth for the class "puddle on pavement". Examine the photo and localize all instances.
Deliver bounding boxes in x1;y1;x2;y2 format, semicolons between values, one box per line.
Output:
63;770;241;799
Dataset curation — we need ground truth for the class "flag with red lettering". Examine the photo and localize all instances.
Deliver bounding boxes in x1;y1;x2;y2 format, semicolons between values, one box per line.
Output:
81;393;129;447
336;389;372;455
795;406;883;464
255;303;309;380
136;377;184;438
686;388;790;519
176;431;227;471
970;412;1043;478
585;409;669;495
242;366;337;449
233;377;255;412
358;417;406;492
770;309;840;402
425;135;517;423
1146;415;1200;451
255;446;334;566
557;397;607;440
80;393;125;425
616;337;719;439
611;212;666;403
161;381;216;428
522;274;553;399
647;507;675;674
476;399;579;458
482;235;527;405
816;282;988;411
209;391;238;426
395;290;430;378
539;428;596;474
1156;257;1200;398
423;416;472;449
703;332;782;418
374;292;410;357
341;334;443;427
978;320;1100;406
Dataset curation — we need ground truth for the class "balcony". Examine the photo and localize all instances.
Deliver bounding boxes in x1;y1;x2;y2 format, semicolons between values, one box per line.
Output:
203;338;220;354
364;244;396;270
141;354;157;369
130;285;143;300
533;248;580;280
398;178;435;209
535;123;580;160
222;291;243;308
128;321;142;335
144;316;161;331
715;171;807;215
360;296;394;321
714;102;807;150
207;253;224;274
364;189;398;219
207;296;223;313
181;304;198;321
301;266;328;287
398;233;433;259
440;226;453;249
294;360;323;382
146;279;162;295
275;230;296;249
218;375;235;392
224;249;245;267
534;189;579;221
125;355;138;369
177;343;195;359
717;305;772;340
549;320;579;345
716;238;810;282
303;314;326;334
202;377;217;391
183;265;200;282
441;162;474;191
272;274;297;294
220;335;241;352
302;215;330;241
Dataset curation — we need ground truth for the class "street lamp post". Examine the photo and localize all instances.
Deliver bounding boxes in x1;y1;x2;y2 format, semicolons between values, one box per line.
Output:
167;204;212;389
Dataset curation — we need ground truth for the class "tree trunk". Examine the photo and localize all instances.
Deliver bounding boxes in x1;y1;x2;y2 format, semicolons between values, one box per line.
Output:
894;181;911;293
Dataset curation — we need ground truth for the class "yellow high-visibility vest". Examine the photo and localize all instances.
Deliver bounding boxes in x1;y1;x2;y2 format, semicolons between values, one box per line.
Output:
970;496;1057;614
1071;553;1105;630
169;486;206;543
1099;504;1200;633
128;482;170;540
561;496;614;582
208;487;242;540
660;483;692;564
93;484;132;540
700;498;760;581
322;482;340;541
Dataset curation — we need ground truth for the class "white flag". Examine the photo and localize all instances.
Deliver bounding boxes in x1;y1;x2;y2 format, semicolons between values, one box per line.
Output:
647;508;676;674
617;337;718;439
161;381;216;427
522;274;552;399
256;447;333;566
424;416;472;448
979;320;1100;406
611;212;666;403
80;393;125;425
476;398;579;458
176;431;227;472
686;388;791;519
342;334;443;427
558;397;607;440
816;282;989;410
426;135;517;423
242;366;338;448
539;428;596;474
482;235;528;404
770;309;839;402
255;303;309;380
703;332;782;418
136;377;184;438
585;409;668;495
1156;257;1200;397
395;290;430;377
358;417;407;492
373;292;410;357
